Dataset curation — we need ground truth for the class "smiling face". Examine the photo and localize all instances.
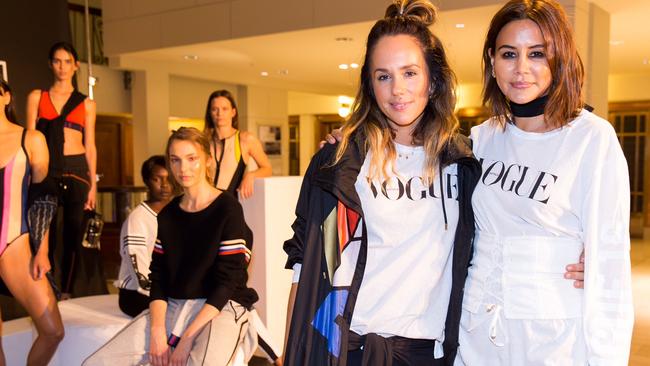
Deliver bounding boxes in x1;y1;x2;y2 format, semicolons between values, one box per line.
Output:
49;49;79;82
370;34;430;136
491;19;552;105
210;96;237;128
168;140;209;190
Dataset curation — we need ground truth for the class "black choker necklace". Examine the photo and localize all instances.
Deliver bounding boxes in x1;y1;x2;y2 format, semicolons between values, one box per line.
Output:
509;95;549;118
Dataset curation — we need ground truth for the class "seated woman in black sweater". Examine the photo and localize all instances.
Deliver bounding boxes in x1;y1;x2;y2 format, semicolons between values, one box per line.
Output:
84;127;258;366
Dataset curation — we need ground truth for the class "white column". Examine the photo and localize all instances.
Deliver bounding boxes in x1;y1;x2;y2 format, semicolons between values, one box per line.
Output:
131;69;170;185
241;177;303;354
299;114;318;175
560;0;610;118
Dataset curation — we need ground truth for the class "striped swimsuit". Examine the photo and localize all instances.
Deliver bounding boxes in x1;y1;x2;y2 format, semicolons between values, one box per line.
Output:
0;129;31;256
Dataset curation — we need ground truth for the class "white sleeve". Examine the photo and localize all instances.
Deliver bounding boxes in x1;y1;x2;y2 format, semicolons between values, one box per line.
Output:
121;209;153;296
292;263;302;283
581;130;634;366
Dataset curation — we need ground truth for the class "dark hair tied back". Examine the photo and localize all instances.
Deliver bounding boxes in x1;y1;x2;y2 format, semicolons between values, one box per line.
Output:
384;0;437;27
48;41;79;63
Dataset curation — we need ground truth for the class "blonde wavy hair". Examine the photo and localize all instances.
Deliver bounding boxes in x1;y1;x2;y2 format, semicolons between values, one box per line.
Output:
333;0;458;183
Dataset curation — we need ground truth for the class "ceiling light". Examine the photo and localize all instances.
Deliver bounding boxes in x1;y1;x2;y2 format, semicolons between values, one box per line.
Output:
338;96;353;104
610;40;624;46
339;64;349;70
260;71;269;77
350;63;359;69
338;96;353;118
455;23;465;29
183;55;199;60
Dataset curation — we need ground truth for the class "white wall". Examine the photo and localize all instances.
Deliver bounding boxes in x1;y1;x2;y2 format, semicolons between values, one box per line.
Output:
288;91;342;174
288;91;341;115
241;177;303;354
456;82;483;110
609;74;650;102
168;76;238;119
239;86;289;176
102;0;387;55
299;115;318;175
77;63;132;115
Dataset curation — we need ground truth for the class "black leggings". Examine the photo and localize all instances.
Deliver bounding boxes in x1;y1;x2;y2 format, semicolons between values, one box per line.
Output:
118;288;150;317
49;154;106;297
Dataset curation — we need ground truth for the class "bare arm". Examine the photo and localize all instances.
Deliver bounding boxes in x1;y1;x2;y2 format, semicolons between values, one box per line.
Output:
26;130;51;279
83;99;97;210
283;283;297;362
149;299;171;366
239;131;272;199
170;303;220;366
26;130;49;184
25;90;42;130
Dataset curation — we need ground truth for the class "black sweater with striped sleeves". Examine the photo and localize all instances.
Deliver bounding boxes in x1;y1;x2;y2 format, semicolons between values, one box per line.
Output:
149;193;258;310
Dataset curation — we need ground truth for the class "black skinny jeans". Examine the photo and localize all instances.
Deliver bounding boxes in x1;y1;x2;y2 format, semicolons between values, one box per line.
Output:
49;154;107;297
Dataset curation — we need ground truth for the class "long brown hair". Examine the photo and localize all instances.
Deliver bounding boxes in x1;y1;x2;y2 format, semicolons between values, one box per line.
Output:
482;0;584;128
165;127;214;189
334;0;458;183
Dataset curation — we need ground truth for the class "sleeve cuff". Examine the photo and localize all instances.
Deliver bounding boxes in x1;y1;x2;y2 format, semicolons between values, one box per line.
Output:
149;286;166;303
292;263;302;283
149;295;167;304
207;285;233;311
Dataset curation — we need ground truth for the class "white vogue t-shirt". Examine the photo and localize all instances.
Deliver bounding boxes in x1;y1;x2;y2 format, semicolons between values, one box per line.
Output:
469;110;634;364
350;142;459;341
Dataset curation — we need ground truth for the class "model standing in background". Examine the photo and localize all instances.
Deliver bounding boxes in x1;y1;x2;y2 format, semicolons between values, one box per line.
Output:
203;90;272;199
26;42;104;298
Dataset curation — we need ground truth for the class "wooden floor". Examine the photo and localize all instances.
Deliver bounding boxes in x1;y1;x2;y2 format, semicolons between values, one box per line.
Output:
630;238;650;365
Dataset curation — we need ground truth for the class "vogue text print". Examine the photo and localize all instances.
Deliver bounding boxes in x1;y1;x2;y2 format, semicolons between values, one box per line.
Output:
478;157;559;204
365;171;459;201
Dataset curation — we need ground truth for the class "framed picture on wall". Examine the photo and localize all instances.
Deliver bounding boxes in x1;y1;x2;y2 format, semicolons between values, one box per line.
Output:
0;60;7;82
259;125;281;155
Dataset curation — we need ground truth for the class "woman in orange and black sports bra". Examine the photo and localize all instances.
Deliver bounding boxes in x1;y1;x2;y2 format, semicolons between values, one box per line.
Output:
26;42;103;298
0;80;64;366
